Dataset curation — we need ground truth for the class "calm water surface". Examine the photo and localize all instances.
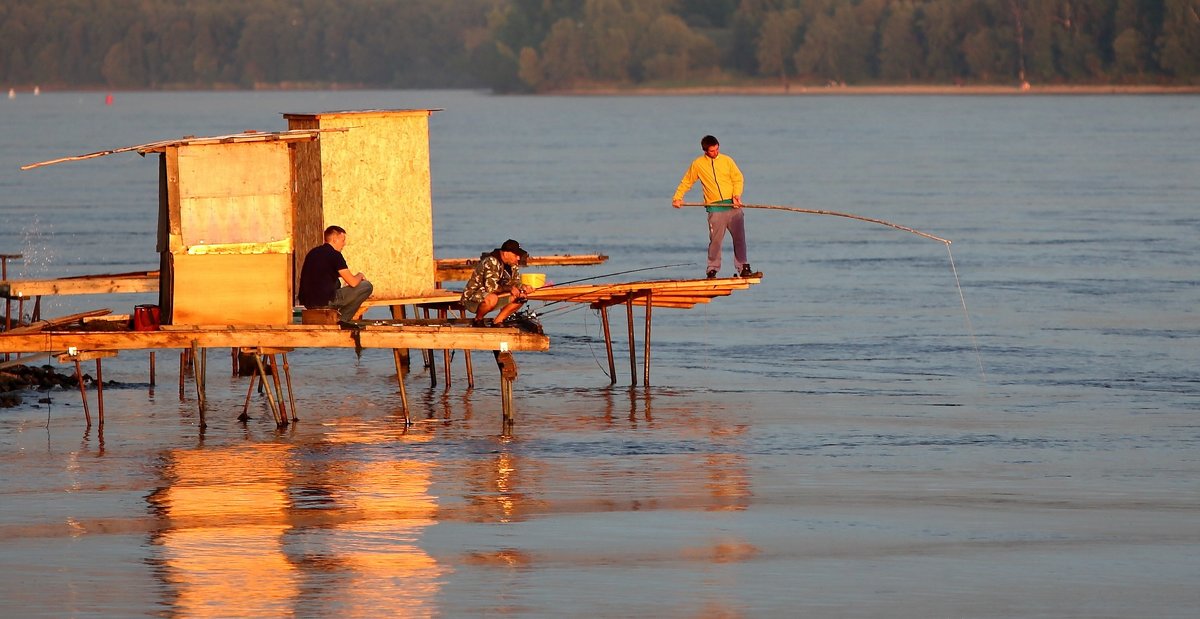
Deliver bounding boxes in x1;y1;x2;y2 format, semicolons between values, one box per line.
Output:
1;90;1198;617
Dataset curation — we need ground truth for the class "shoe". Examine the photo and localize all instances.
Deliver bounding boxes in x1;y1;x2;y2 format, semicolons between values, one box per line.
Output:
706;270;717;279
738;264;763;278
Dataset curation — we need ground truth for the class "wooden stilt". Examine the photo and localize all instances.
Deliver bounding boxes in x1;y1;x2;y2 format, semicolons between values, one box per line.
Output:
495;351;517;427
179;349;187;401
231;347;238;377
281;353;298;422
240;370;257;422
599;306;616;384
389;305;410;370
392;348;410;423
74;359;91;427
190;341;206;426
31;296;41;322
626;298;637;386
268;354;288;423
252;354;283;426
149;351;156;387
423;307;437;387
440;307;451;388
643;292;652;386
95;357;105;427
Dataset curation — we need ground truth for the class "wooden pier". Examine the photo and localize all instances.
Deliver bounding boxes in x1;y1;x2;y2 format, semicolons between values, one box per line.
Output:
6;108;762;434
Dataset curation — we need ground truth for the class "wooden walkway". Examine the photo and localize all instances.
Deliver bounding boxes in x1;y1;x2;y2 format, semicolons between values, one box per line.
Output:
3;262;760;429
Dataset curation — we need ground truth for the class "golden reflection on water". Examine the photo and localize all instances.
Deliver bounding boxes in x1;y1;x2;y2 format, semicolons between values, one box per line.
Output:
149;434;443;617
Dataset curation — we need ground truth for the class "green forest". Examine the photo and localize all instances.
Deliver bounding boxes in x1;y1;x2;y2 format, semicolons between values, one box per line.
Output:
2;0;1198;92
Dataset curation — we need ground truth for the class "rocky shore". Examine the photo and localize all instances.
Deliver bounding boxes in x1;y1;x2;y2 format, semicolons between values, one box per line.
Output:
0;364;87;408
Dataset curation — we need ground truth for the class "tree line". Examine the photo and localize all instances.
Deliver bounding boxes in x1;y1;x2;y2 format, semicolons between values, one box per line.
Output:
2;0;1197;92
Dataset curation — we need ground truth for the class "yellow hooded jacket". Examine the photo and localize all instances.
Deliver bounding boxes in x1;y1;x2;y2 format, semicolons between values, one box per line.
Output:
673;153;744;206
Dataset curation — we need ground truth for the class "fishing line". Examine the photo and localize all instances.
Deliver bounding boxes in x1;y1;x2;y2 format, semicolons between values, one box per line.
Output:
946;243;986;380
582;308;613;381
681;201;984;379
530;263;694;323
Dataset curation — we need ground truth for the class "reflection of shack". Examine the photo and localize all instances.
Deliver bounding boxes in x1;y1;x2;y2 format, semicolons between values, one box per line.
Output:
154;109;440;326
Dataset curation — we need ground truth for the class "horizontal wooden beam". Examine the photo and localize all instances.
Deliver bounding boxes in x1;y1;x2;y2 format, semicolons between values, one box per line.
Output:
0;325;548;355
2;273;158;297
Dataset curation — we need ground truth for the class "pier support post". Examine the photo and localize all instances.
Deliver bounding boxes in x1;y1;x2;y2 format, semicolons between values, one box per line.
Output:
252;353;284;427
494;351;517;428
190;341;206;428
626;298;637;386
599;306;616;384
74;359;91;427
644;292;652;386
392;348;410;424
422;307;436;387
440;307;452;388
281;353;297;423
389;305;410;370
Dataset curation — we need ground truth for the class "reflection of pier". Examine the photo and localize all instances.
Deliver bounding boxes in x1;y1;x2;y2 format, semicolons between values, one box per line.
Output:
149;443;443;616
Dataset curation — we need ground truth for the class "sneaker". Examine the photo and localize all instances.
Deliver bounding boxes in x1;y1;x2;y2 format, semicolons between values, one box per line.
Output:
706;270;717;279
739;264;763;278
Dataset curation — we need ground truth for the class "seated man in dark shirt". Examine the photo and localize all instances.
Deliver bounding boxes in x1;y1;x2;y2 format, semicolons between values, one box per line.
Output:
298;225;373;322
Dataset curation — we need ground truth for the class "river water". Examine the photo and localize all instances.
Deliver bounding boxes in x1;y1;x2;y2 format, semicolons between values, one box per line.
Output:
1;90;1198;617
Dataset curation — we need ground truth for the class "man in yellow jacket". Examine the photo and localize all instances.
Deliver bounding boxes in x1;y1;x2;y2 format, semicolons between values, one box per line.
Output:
672;135;761;279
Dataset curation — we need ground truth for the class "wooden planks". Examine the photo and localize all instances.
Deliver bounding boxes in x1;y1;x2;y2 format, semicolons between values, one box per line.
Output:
0;324;549;354
170;254;291;325
2;272;158;297
286;110;437;299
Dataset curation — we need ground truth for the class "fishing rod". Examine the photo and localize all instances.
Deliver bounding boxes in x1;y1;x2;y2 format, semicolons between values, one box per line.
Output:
679;202;951;244
523;262;695;322
543;262;694;288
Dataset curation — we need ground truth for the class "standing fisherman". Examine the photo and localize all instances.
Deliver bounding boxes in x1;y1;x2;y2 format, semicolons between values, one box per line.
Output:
672;135;762;279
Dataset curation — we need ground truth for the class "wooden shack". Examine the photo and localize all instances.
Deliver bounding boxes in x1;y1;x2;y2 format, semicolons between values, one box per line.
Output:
284;109;438;300
151;131;322;326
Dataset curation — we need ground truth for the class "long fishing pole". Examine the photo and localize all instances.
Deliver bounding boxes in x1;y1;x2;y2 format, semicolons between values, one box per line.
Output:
527;263;695;321
679;202;951;244
545;262;694;288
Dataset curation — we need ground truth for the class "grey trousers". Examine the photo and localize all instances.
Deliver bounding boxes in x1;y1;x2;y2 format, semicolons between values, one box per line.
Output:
331;279;373;322
706;208;748;273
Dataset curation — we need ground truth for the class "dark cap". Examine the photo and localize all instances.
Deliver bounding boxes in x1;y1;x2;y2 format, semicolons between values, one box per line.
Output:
499;239;528;259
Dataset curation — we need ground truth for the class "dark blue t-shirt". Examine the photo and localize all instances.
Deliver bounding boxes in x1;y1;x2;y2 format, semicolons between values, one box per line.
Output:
298;243;348;307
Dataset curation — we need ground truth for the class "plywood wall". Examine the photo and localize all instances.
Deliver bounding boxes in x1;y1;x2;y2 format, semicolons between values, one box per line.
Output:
162;140;296;326
285;110;436;299
171;254;292;325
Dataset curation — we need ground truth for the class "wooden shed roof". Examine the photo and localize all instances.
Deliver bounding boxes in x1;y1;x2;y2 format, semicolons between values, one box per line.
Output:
21;129;330;170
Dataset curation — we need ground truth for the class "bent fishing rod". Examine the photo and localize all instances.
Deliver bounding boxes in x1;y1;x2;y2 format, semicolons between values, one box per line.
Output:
523;262;694;319
678;202;951;244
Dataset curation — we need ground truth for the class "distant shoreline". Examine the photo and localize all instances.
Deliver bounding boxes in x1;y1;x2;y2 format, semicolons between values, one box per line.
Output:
9;83;1199;96
549;83;1200;96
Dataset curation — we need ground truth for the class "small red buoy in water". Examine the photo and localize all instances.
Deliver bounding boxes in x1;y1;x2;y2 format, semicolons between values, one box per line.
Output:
105;93;113;105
